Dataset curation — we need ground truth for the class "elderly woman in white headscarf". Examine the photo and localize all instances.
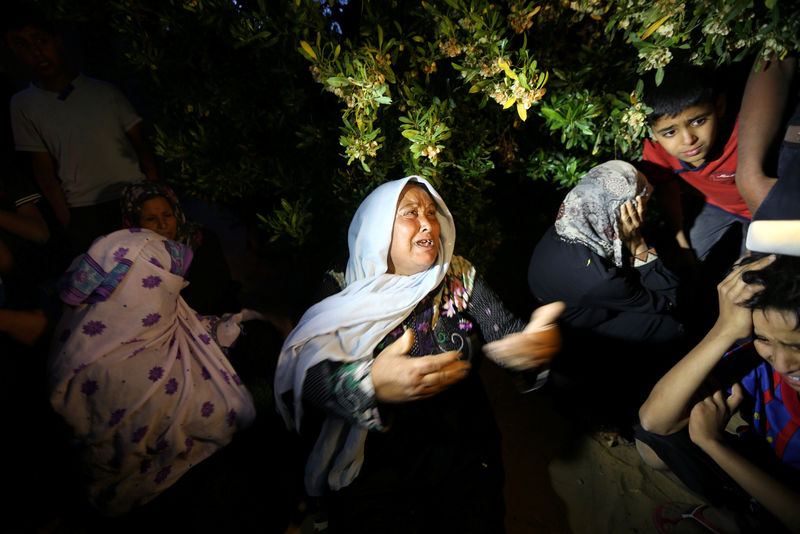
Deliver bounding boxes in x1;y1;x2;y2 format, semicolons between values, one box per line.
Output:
275;176;563;532
528;160;685;423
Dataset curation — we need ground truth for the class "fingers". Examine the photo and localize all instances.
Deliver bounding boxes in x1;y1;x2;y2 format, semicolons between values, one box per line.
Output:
635;195;646;219
483;328;562;370
418;359;471;389
526;301;565;332
719;254;776;305
392;327;416;356
727;382;744;411
409;353;470;399
413;350;463;374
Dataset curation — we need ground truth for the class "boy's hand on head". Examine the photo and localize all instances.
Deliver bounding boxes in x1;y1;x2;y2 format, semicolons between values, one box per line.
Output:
715;254;776;340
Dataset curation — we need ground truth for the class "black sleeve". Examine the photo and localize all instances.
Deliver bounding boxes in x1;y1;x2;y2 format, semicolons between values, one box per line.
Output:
468;274;527;343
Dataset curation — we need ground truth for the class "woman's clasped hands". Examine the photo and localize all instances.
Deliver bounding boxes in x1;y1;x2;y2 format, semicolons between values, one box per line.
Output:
371;328;471;403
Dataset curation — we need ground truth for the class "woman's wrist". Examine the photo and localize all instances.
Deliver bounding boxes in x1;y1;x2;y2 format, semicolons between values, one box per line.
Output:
629;245;657;266
623;233;648;255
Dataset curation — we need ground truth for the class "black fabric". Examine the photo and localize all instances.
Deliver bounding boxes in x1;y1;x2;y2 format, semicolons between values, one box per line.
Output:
181;227;240;316
634;425;794;533
529;226;687;427
529;226;683;344
304;269;513;533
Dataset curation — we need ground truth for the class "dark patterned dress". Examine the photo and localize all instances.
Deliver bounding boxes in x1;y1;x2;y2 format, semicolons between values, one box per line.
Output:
303;257;525;533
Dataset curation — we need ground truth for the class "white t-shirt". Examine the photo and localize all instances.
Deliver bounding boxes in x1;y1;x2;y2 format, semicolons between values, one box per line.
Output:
11;74;146;207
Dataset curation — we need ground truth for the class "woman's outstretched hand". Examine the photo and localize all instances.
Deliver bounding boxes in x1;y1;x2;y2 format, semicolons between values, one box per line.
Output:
371;328;471;403
482;301;565;370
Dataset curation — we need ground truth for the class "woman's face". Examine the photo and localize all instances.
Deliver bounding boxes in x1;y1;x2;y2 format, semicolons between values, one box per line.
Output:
139;196;178;241
387;184;440;276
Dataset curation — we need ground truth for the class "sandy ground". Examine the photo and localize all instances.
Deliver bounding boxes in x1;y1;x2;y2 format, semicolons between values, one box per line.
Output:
481;361;700;534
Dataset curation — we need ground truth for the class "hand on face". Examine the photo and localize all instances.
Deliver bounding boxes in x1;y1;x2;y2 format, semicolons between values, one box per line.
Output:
482;301;565;370
371;328;470;403
619;197;648;255
715;254;776;340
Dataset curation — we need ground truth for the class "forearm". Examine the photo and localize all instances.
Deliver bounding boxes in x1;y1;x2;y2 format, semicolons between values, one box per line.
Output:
657;181;689;248
699;439;800;531
639;322;737;434
0;206;49;243
737;57;796;213
469;276;526;342
0;239;13;272
30;155;70;227
127;125;159;181
304;359;383;430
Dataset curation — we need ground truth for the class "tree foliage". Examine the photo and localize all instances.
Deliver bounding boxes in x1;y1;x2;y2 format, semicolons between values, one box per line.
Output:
33;0;799;265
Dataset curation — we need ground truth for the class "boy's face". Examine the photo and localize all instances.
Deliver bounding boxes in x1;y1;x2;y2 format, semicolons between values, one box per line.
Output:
649;99;724;169
5;26;65;79
753;308;800;393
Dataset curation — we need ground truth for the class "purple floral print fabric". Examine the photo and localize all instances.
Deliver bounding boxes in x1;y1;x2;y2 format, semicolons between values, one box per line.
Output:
48;229;255;516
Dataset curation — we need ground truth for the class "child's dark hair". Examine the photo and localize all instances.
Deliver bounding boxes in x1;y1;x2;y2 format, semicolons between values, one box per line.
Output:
642;64;719;125
1;3;56;37
739;253;800;329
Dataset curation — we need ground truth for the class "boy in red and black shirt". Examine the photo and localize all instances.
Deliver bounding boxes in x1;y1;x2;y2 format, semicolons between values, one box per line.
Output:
639;64;750;267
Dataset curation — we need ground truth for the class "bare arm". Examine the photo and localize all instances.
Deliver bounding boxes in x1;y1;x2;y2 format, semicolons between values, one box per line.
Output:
29;152;70;228
656;180;691;249
0;237;12;272
736;56;797;214
126;123;159;182
689;387;800;532
638;254;776;434
0;202;50;244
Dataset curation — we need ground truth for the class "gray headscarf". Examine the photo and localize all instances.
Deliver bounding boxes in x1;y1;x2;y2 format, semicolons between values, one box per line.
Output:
554;160;650;267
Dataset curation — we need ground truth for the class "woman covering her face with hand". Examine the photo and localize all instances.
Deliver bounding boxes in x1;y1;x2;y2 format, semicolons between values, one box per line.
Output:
275;176;563;533
528;160;686;424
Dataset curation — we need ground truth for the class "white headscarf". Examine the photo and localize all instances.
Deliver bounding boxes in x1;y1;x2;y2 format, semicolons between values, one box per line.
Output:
554;160;650;267
273;176;456;494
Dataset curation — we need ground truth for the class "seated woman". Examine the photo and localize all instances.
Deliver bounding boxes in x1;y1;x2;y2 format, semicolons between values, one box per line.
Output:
275;176;563;533
528;160;685;424
48;228;256;516
120;182;239;316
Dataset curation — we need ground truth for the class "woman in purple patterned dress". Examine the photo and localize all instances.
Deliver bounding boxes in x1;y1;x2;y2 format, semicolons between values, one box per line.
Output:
48;228;256;516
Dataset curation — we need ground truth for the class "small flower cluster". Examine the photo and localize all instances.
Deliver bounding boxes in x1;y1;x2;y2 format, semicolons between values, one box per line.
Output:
489;78;546;109
567;0;607;18
638;46;672;71
508;2;537;34
343;136;379;163
622;104;646;130
438;37;462;58
421;145;442;161
702;18;729;37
